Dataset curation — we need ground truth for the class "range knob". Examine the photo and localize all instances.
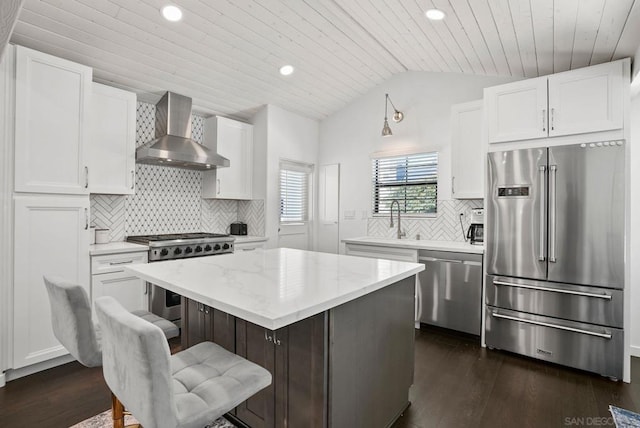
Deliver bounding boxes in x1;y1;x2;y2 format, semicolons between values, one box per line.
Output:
204;245;212;251
222;243;230;250
174;248;182;255
195;246;203;253
160;248;169;257
214;244;221;251
185;247;193;254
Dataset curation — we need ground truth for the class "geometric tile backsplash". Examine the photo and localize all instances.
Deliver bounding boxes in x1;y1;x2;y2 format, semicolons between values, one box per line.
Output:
367;199;483;242
90;101;265;240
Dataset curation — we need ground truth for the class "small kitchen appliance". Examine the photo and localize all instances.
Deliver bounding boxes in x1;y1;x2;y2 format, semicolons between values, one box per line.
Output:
126;233;235;325
466;208;484;245
230;222;248;236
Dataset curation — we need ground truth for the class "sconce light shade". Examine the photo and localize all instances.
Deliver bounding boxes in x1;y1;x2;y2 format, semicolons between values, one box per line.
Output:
382;118;393;136
382;93;404;136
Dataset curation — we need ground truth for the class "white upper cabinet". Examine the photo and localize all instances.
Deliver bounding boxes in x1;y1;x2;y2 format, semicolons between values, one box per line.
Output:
486;59;625;144
451;100;484;199
14;46;92;194
13;195;90;369
202;116;254;200
485;77;548;143
88;83;137;194
547;61;624;137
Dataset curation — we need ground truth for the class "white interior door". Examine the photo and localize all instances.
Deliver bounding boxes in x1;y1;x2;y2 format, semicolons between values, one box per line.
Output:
316;164;340;253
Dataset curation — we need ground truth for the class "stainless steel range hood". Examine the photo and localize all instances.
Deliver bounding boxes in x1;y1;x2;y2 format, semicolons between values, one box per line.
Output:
136;92;230;170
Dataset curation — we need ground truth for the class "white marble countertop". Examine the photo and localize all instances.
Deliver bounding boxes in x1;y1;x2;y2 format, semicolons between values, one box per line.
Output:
90;242;148;256
233;235;268;244
125;248;423;330
342;237;484;254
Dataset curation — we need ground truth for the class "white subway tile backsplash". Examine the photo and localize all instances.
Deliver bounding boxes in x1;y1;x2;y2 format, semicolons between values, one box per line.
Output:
367;199;483;241
238;200;265;236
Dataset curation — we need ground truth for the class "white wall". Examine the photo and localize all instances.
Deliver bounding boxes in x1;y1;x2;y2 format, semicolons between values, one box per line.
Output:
629;80;640;357
318;71;516;251
252;105;319;248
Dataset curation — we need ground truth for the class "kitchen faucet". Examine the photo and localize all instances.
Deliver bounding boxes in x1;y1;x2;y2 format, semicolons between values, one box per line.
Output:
389;200;406;239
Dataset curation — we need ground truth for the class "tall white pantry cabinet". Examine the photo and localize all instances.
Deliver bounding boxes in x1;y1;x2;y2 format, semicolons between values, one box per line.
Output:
10;45;92;369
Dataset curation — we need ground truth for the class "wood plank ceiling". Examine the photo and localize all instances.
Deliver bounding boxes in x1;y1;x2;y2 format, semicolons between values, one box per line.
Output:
9;0;640;121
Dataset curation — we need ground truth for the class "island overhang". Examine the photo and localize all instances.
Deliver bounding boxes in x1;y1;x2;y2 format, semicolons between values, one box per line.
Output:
125;247;424;330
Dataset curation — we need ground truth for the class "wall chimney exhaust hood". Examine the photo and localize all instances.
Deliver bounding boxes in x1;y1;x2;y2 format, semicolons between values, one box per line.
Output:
136;92;230;170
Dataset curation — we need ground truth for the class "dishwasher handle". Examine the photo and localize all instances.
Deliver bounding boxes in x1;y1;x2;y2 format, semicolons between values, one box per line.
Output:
419;257;462;264
418;257;481;266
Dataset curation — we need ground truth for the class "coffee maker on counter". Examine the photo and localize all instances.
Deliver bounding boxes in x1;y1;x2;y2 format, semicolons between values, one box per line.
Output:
467;208;484;245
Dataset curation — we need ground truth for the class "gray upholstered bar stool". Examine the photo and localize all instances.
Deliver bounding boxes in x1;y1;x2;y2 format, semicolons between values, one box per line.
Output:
43;276;179;369
95;296;272;428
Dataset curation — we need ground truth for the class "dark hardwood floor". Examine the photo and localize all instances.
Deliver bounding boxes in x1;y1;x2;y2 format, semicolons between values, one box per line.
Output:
1;330;638;428
394;327;640;428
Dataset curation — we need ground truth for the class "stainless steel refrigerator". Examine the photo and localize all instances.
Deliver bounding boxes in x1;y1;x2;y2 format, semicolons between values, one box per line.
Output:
485;142;624;379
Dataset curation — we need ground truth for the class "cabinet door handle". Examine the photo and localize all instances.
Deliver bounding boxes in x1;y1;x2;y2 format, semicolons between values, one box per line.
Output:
451;176;455;195
542;109;546;132
217;179;221;195
85;166;89;188
204;306;210;314
551;108;555;131
130;170;135;190
273;331;281;346
84;208;88;230
264;330;273;342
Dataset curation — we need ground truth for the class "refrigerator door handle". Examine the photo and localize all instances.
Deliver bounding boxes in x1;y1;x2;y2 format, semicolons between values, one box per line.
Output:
493;279;613;300
491;311;612;339
549;165;557;263
538;165;546;261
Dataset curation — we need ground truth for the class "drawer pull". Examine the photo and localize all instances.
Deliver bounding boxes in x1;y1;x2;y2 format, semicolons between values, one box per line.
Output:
493;279;612;300
491;311;612;339
242;248;257;251
109;260;134;266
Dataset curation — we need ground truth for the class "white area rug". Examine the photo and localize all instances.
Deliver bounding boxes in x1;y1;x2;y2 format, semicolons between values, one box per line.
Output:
70;409;235;428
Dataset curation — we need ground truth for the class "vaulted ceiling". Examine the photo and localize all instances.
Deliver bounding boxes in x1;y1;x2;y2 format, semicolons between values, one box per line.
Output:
9;0;640;121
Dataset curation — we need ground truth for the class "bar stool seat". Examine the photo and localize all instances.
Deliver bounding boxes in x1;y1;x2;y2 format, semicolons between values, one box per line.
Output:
131;310;179;339
95;296;272;428
43;275;179;367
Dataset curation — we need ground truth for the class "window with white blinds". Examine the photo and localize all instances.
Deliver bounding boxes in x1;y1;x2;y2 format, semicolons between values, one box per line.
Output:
372;152;438;215
280;160;313;223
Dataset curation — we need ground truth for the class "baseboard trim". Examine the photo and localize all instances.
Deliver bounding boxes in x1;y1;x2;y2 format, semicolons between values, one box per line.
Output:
5;354;75;383
630;345;640;358
0;373;5;388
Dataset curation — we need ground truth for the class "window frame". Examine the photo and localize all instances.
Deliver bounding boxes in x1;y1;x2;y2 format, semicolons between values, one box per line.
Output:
371;152;438;218
279;160;314;224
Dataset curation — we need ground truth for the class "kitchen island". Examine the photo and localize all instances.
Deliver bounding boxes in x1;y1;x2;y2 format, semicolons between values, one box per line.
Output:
125;248;423;428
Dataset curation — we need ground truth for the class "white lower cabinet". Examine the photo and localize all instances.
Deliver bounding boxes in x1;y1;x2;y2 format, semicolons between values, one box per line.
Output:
13;195;90;369
90;251;148;313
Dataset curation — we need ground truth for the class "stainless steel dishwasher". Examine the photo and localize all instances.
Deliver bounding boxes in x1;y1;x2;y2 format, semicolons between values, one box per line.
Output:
418;250;483;335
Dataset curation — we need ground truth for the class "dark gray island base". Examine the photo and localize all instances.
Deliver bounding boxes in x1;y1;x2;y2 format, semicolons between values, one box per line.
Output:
181;276;416;428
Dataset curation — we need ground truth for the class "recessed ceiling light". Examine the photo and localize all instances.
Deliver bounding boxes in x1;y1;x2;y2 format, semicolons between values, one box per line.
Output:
161;5;183;22
425;9;445;20
279;65;294;76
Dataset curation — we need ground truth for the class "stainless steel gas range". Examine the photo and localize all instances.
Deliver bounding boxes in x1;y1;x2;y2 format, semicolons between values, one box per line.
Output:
126;233;235;325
